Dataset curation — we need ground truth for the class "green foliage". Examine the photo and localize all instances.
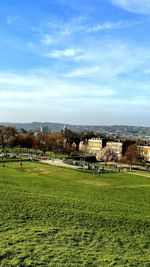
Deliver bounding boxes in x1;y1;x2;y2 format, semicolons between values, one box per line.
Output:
0;162;150;266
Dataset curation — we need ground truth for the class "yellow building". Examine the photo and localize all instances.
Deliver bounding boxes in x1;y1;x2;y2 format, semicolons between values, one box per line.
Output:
79;138;102;155
106;141;123;158
87;138;102;154
138;146;150;162
79;140;88;152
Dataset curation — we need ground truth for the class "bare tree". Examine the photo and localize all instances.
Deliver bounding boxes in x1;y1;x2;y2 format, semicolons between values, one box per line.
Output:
124;144;140;170
97;147;117;162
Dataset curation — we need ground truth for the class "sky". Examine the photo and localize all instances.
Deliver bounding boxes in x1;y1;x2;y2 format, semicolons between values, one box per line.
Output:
0;0;150;126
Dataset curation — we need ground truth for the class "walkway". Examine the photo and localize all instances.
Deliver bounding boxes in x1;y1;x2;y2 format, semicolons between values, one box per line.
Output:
40;159;80;169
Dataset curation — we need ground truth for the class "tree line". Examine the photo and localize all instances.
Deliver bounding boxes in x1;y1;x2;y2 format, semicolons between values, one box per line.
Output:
0;125;95;155
0;125;143;164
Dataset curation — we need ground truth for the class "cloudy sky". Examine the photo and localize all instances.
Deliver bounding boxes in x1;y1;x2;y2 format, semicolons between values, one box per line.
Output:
0;0;150;126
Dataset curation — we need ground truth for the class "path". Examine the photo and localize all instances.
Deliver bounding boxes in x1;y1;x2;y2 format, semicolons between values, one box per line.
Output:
126;171;150;178
40;159;150;177
40;159;80;169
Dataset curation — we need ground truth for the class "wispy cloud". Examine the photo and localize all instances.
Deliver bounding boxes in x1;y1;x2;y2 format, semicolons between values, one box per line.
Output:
6;15;20;25
0;68;149;108
110;0;150;14
0;68;149;125
41;34;57;46
87;20;143;32
87;21;124;32
59;40;150;82
44;48;81;59
63;66;101;77
40;18;141;48
0;71;115;102
39;17;87;47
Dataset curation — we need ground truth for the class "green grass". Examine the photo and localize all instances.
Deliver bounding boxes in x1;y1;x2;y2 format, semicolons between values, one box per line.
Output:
0;162;150;266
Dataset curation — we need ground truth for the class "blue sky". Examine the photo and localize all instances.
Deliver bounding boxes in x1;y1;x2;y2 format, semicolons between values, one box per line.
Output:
0;0;150;126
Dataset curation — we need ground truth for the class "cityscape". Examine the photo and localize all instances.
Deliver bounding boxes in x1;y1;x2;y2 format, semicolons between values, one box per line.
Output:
0;0;150;266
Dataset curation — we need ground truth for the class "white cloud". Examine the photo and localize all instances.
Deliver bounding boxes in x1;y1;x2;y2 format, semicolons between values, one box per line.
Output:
87;20;143;32
0;70;149;125
63;66;101;77
40;19;140;47
88;21;123;32
1;69;149;110
110;0;150;14
39;17;87;47
44;48;81;58
41;34;56;45
61;42;148;79
0;71;115;104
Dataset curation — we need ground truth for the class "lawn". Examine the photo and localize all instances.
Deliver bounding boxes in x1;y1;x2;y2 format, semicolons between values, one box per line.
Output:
0;162;150;266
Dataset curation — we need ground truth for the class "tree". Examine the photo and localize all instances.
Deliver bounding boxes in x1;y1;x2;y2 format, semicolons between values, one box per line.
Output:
124;144;140;170
47;132;65;152
96;147;117;162
0;126;17;150
35;132;65;155
122;139;136;155
35;134;49;155
79;131;96;141
63;129;80;150
17;133;34;151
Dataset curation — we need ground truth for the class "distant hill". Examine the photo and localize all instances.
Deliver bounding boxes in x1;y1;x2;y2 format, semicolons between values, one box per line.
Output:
0;121;100;133
0;122;150;137
0;122;65;131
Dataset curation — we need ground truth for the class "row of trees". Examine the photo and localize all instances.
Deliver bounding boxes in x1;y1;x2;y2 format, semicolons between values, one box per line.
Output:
0;125;96;155
0;126;65;153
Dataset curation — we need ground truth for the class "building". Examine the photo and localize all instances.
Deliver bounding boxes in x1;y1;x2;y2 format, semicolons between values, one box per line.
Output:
79;138;102;155
40;125;49;134
87;138;102;154
138;146;150;162
106;141;123;158
79;140;88;152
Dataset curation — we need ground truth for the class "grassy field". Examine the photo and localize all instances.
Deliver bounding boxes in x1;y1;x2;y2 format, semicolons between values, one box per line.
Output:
0;162;150;266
